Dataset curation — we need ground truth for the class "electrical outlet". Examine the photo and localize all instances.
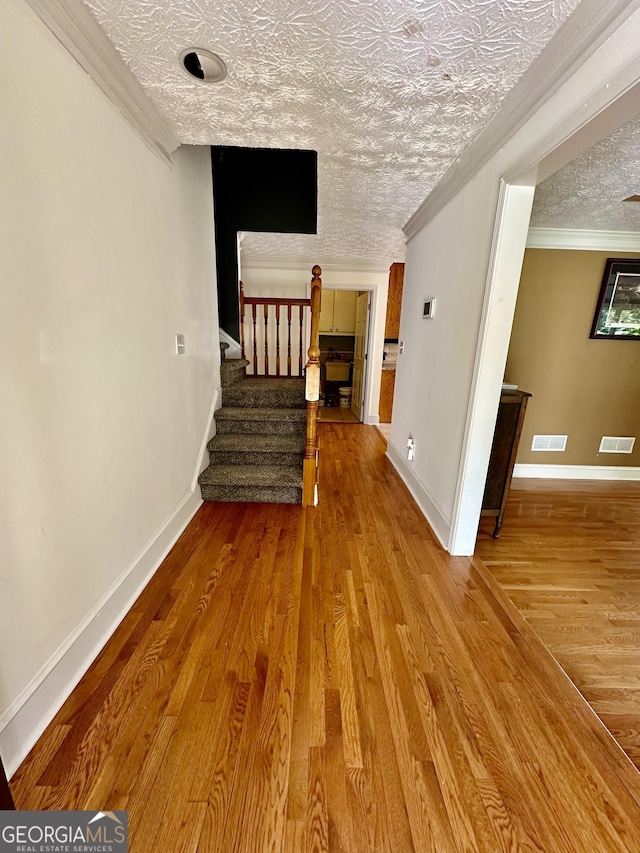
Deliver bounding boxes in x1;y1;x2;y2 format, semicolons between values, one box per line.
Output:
176;334;185;355
399;341;405;354
407;437;416;461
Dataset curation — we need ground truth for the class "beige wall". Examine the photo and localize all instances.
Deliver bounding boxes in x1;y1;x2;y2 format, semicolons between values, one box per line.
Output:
505;249;640;466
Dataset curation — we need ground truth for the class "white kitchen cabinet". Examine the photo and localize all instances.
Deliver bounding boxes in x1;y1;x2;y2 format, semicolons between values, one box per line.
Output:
319;289;335;334
318;289;357;335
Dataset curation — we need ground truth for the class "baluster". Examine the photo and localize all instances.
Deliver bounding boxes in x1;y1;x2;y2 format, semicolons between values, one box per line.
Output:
239;281;246;361
287;304;292;376
299;305;304;376
276;304;281;376
252;303;258;375
264;303;269;376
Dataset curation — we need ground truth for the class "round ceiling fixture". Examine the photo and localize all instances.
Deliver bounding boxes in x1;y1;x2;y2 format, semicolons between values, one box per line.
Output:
180;48;227;83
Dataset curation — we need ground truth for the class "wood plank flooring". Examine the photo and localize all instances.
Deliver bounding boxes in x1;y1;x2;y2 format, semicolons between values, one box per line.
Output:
11;427;640;851
318;406;359;423
477;478;640;773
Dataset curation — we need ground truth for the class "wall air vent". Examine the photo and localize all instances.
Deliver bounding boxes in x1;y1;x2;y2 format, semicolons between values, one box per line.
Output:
599;436;636;453
531;434;567;451
623;195;640;202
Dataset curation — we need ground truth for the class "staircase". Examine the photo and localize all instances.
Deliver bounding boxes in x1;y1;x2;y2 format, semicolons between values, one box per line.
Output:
198;359;307;504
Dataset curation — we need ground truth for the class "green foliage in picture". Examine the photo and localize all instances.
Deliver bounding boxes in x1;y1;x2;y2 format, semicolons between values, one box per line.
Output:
591;259;640;340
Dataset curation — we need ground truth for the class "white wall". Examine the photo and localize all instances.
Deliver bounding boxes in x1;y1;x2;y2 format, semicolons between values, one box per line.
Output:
389;7;640;554
388;169;502;545
0;0;219;773
241;258;390;423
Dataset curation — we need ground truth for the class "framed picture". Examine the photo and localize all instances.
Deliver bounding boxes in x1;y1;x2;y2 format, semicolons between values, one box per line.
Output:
591;258;640;340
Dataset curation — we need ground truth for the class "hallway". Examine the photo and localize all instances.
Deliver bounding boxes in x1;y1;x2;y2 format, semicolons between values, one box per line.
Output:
11;425;640;851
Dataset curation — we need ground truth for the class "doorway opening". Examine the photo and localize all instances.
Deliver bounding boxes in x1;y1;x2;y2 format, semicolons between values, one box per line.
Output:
448;67;640;555
474;106;640;546
473;106;640;772
318;289;370;423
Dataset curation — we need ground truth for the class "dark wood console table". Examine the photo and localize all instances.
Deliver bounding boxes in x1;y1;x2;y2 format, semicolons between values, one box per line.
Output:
0;754;15;809
481;389;531;538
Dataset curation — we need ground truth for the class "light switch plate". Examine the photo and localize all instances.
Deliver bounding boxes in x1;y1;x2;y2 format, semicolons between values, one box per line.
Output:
176;334;185;355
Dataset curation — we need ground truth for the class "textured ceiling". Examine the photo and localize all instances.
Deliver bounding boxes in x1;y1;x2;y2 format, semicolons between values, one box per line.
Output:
85;0;582;260
531;113;640;231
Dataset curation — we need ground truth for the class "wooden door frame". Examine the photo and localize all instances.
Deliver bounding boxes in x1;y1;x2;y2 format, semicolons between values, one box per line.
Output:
448;73;640;555
351;290;372;421
323;283;384;425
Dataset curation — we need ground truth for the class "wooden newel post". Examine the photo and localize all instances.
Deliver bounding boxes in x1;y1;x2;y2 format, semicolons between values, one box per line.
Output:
302;265;322;506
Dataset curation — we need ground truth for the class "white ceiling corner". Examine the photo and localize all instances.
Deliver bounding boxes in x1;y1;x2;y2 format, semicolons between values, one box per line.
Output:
80;0;582;260
26;0;180;164
531;113;640;233
403;0;640;239
526;227;640;251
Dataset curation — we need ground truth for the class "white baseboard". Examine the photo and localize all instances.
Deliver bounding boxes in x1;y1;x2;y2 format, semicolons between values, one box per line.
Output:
513;463;640;480
0;489;202;778
218;328;242;360
191;387;220;491
364;413;380;426
386;442;451;550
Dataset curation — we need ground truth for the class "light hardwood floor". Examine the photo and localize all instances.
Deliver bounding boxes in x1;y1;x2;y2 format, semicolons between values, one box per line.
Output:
318;406;359;423
11;427;640;851
477;478;640;773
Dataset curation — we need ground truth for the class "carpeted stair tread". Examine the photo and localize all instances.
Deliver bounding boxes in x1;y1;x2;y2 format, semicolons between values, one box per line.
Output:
200;484;302;504
199;464;303;488
208;434;305;453
207;433;305;466
214;408;306;437
205;368;308;504
220;359;250;388
222;377;305;409
234;378;304;392
221;358;249;368
216;407;307;422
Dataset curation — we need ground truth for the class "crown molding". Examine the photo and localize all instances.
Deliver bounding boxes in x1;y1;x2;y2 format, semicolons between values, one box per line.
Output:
404;0;640;240
25;0;180;165
240;255;392;274
526;227;640;251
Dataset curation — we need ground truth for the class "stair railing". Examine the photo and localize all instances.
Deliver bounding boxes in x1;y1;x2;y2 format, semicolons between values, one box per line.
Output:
239;281;311;377
302;265;322;507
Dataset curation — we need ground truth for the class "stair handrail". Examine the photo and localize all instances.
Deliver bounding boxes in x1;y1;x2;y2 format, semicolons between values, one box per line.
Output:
239;280;312;377
302;265;322;507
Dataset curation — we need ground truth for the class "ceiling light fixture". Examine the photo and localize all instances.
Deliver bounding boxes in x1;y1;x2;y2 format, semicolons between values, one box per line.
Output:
180;48;227;83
